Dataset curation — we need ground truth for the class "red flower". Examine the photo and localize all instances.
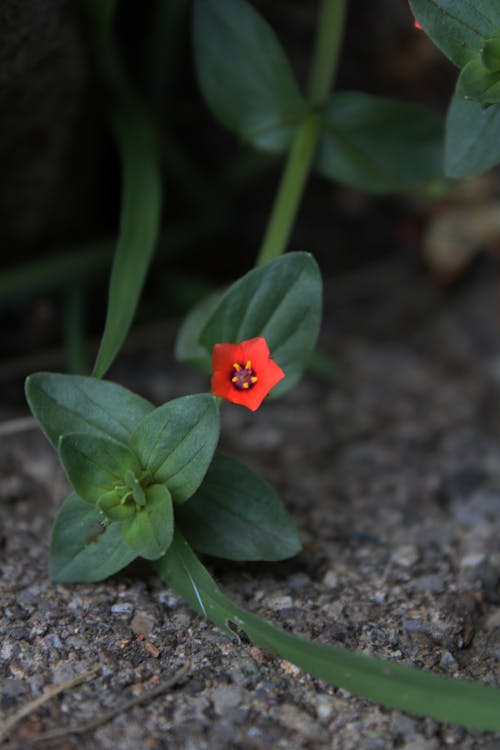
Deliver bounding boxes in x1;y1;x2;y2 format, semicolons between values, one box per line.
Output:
211;337;285;411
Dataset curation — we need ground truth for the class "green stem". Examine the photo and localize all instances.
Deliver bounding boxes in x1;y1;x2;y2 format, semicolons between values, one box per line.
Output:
307;0;347;106
256;0;347;266
256;116;320;266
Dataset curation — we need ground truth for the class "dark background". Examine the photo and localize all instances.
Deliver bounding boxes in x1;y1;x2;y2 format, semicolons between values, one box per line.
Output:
0;0;492;397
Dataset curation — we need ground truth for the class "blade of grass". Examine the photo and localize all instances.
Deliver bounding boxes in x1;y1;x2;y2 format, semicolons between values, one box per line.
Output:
155;531;500;733
92;103;162;378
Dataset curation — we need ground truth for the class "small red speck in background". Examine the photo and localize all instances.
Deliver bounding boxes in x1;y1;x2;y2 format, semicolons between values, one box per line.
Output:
414;20;422;30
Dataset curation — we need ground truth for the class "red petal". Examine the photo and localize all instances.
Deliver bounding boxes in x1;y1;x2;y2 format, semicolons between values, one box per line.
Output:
210;337;285;411
256;358;285;394
239;337;270;369
225;382;268;411
210;370;234;399
212;342;243;372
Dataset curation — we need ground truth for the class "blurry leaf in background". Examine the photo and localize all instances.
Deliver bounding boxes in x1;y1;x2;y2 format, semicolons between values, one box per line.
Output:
409;0;500;68
175;290;224;373
315;93;444;194
49;493;136;583
176;452;301;561
421;191;500;282
193;0;308;152
445;90;500;177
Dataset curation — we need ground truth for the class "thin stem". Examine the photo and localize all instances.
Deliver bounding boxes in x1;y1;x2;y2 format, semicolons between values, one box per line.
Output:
255;0;347;265
256;115;320;265
308;0;347;107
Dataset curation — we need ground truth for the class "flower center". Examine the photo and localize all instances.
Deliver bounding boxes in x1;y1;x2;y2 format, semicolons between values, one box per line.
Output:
231;360;259;391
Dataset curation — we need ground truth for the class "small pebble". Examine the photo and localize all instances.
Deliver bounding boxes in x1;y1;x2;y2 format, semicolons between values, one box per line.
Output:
391;545;419;567
130;612;156;636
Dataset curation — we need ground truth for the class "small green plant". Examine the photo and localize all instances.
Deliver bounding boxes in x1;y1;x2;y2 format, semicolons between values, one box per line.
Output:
410;0;500;176
23;0;500;733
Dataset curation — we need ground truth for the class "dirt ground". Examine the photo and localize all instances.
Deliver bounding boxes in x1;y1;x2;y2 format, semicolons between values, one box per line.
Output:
1;256;500;749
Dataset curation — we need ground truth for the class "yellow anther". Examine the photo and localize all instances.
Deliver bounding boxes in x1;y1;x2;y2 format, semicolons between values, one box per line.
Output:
231;376;239;383
233;363;241;371
250;376;258;383
243;382;249;389
245;360;252;369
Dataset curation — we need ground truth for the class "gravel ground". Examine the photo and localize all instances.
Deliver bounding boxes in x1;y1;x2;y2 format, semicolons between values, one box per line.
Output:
1;258;500;749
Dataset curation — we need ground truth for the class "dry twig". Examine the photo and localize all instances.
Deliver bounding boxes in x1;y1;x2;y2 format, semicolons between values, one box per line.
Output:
1;664;190;748
0;666;100;744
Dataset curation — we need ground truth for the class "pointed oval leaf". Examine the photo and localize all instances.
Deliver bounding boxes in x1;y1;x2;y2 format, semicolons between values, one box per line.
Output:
25;372;153;451
445;90;500;177
59;433;141;504
130;394;220;502
316;93;444;194
122;484;173;559
176;452;301;561
49;493;136;583
193;0;307;152
409;1;500;68
199;253;322;396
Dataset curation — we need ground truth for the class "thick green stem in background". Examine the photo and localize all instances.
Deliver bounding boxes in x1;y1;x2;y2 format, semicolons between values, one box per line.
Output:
256;116;320;266
307;0;347;106
256;0;347;266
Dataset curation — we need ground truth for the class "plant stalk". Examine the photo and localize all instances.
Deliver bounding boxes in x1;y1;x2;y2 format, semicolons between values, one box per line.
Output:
256;116;320;266
256;0;347;266
307;0;347;106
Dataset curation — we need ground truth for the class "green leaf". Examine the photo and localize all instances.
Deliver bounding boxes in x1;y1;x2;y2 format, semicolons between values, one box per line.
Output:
457;53;500;105
193;0;307;152
155;531;500;732
97;491;136;521
122;484;174;559
177;452;301;561
444;89;500;176
174;289;224;372
198;253;322;396
49;493;136;583
482;37;500;71
92;104;162;378
315;93;444;194
25;372;153;451
130;395;220;503
59;433;141;504
409;1;500;68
